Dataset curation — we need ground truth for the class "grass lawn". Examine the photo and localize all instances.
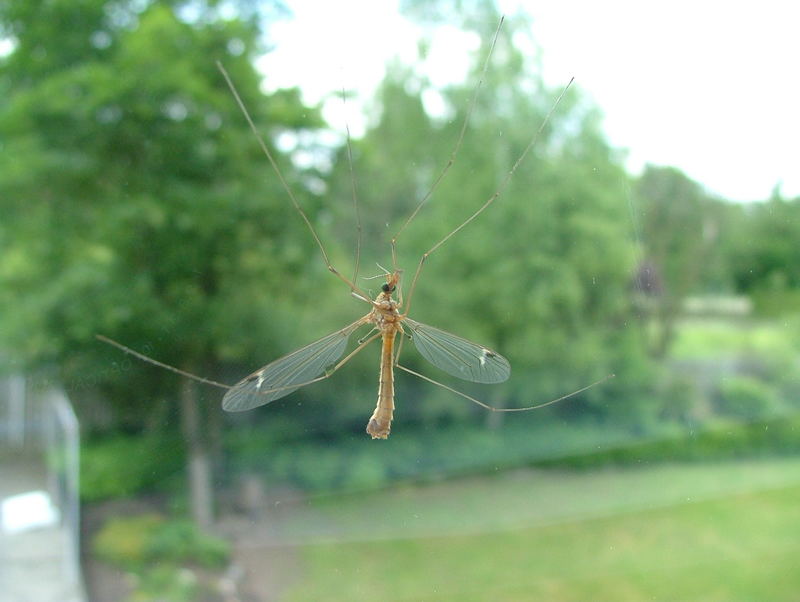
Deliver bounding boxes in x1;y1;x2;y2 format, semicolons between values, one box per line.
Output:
279;458;800;601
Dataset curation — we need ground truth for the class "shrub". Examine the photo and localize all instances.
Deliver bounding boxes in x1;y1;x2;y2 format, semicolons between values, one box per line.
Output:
131;565;198;602
147;519;230;568
81;434;184;501
338;453;390;490
715;376;781;420
93;514;229;571
93;513;163;569
539;415;800;468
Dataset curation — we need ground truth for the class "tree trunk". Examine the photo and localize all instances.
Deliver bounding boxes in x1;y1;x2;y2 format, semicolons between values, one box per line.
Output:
651;297;679;359
180;377;214;528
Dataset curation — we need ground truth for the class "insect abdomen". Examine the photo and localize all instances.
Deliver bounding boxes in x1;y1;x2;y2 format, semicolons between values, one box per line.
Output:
366;331;396;439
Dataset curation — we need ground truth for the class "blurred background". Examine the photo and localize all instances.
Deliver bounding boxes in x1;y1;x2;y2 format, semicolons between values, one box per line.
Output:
1;1;799;600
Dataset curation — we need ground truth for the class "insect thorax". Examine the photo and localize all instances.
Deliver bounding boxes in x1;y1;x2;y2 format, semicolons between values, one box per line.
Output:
371;294;401;330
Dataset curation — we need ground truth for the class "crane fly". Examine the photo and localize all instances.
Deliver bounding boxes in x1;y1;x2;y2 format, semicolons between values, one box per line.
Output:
218;270;513;439
98;17;613;439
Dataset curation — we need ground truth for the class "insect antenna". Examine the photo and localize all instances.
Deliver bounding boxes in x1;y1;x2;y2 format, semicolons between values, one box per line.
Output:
341;86;363;285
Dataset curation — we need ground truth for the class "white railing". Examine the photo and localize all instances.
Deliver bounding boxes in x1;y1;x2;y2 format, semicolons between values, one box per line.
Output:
45;389;82;589
0;374;85;601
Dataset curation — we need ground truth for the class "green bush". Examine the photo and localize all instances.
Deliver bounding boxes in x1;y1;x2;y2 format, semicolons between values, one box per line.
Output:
540;415;800;468
81;434;185;502
93;513;163;569
338;453;390;490
130;565;198;602
715;376;781;420
147;519;230;568
93;514;229;571
658;375;700;422
260;413;800;493
225;417;648;494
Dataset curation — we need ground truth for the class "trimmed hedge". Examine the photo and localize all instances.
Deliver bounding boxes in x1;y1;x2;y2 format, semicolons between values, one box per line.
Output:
82;414;800;501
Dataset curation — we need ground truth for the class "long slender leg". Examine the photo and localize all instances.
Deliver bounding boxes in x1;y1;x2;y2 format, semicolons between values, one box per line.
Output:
389;17;506;273
341;87;363;285
97;330;383;398
96;335;230;389
393;327;407;366
396;363;614;412
217;62;371;303
401;77;575;317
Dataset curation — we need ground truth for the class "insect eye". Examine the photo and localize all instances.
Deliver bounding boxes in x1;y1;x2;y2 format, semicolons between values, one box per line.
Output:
381;283;391;292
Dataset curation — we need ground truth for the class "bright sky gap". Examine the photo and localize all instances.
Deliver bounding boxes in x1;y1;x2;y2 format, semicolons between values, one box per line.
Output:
258;0;800;203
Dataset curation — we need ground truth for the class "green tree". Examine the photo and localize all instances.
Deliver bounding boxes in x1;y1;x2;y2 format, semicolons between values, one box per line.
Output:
631;165;720;357
727;191;800;314
0;0;324;525
325;10;649;426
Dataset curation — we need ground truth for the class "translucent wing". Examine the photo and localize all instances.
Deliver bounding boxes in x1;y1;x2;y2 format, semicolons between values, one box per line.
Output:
404;318;510;383
223;319;367;412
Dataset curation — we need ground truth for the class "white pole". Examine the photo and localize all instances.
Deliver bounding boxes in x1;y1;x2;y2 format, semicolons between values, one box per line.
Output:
8;374;26;446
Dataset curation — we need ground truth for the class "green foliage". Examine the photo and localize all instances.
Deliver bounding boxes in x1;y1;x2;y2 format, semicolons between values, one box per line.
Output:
5;1;800;533
655;374;700;422
93;512;229;600
93;513;163;569
338;453;392;490
714;376;781;421
631;166;726;357
542;415;800;468
93;513;229;569
226;418;657;493
146;519;230;568
129;565;198;602
0;0;326;428
729;195;800;301
324;11;647;425
222;378;800;495
2;0;651;445
81;434;185;501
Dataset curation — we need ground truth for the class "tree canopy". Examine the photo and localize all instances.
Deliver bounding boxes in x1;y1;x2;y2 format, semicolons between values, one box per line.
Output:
2;0;790;442
0;1;327;411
